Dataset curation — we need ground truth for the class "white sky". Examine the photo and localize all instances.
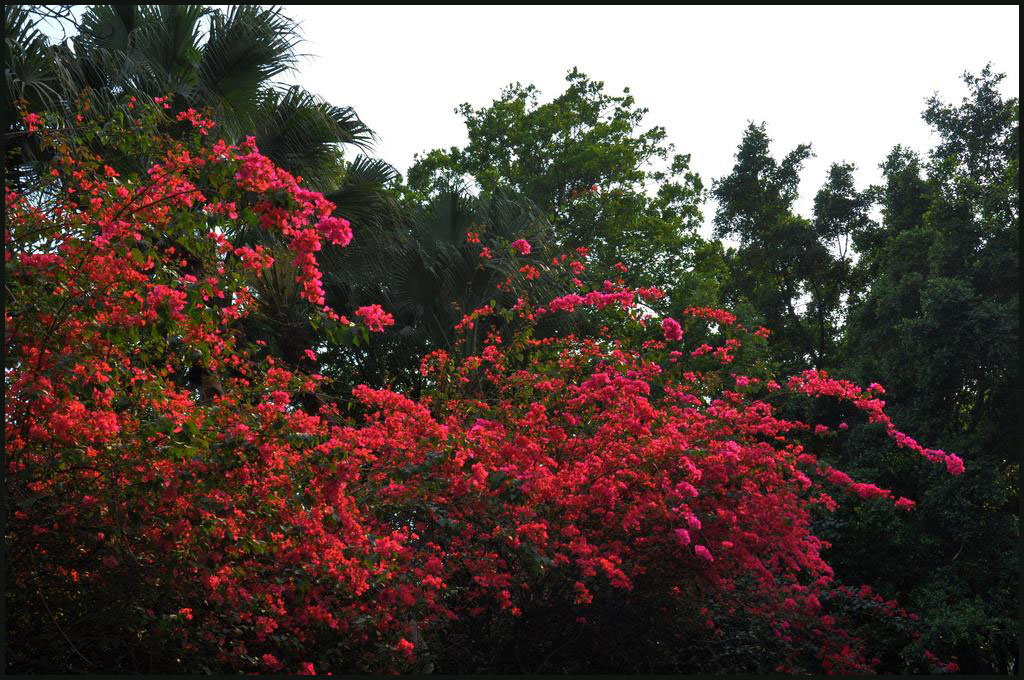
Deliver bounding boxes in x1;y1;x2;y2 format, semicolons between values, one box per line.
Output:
39;5;1020;232
277;4;1019;232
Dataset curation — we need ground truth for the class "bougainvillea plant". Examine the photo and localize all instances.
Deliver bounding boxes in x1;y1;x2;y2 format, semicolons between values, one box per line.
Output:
5;100;961;674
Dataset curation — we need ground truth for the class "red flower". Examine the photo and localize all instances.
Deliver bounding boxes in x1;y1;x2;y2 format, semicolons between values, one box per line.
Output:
662;317;683;342
397;638;415;660
355;304;395;332
261;654;284;672
3;98;959;676
317;215;353;246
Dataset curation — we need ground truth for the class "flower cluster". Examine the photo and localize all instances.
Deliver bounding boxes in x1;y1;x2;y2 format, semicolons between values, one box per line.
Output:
5;101;959;675
511;238;532;255
317;215;353;246
354;304;396;332
662;317;683;341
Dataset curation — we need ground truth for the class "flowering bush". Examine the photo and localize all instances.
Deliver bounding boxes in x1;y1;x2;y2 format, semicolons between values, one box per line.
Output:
511;238;532;255
5;101;396;673
5;101;960;674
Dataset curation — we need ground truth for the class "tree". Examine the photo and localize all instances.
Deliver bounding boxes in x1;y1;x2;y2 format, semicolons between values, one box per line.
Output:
5;4;424;397
405;68;706;291
311;184;577;395
4;4;373;191
712;123;820;371
6;99;962;675
713;125;870;373
808;161;874;353
5;97;397;674
831;65;1019;674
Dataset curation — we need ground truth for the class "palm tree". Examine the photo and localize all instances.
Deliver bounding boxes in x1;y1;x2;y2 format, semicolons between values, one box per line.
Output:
5;4;408;403
5;4;373;190
6;5;573;404
305;184;573;395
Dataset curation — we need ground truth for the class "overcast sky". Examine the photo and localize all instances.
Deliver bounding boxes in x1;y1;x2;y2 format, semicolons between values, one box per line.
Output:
277;4;1019;230
41;5;1019;230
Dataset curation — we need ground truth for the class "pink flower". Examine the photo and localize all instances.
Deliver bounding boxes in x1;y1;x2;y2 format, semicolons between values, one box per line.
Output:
471;462;488;486
662;317;683;342
673;528;691;546
511;239;531;255
894;497;916;511
260;654;284;671
297;661;316;675
355;304;395;332
317;215;352;246
233;245;273;271
694;545;714;561
519;264;539;280
397;637;415;660
23;112;42;132
944;454;965;476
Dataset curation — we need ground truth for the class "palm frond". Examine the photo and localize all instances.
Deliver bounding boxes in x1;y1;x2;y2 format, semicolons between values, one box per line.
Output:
132;5;207;93
5;5;63;115
75;5;141;53
323;155;402;230
247;85;373;189
197;5;300;123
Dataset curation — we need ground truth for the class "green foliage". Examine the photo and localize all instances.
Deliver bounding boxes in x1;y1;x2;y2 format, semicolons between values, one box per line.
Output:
709;67;1018;674
4;4;373;189
713;123;844;371
4;7;1017;670
314;186;574;393
406;68;706;289
832;66;1018;675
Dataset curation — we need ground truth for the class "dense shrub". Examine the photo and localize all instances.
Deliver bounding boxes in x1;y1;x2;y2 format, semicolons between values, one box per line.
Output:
5;100;961;674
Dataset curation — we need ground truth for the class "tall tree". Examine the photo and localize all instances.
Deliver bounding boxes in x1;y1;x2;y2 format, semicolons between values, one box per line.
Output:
713;125;871;372
829;66;1019;674
312;185;574;394
807;161;874;354
713;123;817;370
405;68;706;291
5;4;373;190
